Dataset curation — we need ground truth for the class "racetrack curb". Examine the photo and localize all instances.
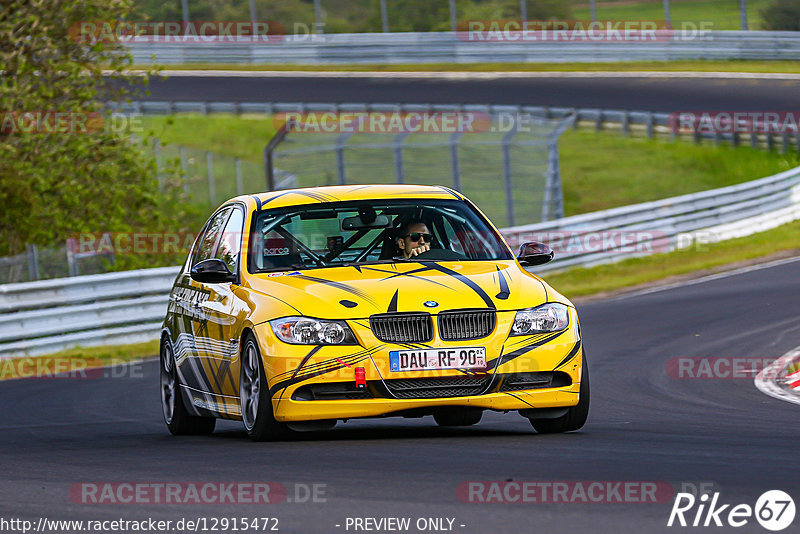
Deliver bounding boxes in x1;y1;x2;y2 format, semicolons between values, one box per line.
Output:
755;346;800;406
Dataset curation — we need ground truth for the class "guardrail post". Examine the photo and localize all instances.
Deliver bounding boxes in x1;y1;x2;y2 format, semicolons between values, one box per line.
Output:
66;239;78;277
154;138;163;191
180;145;189;195
750;132;758;149
646;112;654;138
766;134;775;151
206;151;216;205
501;123;519;227
235;157;244;194
732;132;740;147
449;131;464;192
26;244;39;281
595;111;603;132
380;0;389;32
621;111;630;136
782;133;790;154
264;119;296;191
393;132;409;184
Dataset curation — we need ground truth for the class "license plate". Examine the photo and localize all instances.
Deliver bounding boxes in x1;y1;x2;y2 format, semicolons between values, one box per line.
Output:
389;347;487;372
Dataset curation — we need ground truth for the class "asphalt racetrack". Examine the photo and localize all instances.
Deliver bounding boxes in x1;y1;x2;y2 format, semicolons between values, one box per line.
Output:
2;256;799;533
141;72;800;112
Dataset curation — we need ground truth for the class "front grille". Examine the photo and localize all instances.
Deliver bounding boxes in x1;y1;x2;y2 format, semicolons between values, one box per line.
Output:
498;371;572;392
438;309;496;341
370;313;433;343
384;376;490;399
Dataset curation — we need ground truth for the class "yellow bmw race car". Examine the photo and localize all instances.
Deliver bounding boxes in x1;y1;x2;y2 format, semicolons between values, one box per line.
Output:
160;184;588;440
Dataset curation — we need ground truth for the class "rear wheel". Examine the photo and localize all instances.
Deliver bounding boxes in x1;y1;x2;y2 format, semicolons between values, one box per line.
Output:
240;334;293;442
160;337;216;436
530;357;589;434
433;408;483;427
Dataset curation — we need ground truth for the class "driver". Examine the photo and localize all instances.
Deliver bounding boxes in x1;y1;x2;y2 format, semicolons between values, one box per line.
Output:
397;219;432;259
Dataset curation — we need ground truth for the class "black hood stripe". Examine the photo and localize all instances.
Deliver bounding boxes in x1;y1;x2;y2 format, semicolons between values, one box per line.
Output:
420;262;495;309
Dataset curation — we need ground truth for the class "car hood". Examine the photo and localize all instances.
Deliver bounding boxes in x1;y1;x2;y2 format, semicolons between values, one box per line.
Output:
245;260;553;320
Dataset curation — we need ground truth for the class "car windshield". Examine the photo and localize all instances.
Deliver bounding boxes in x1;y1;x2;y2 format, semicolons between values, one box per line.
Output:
248;199;512;272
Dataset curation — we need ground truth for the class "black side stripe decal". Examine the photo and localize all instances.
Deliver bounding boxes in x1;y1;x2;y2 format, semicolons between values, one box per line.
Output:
290;345;323;379
555;340;582;370
488;330;566;368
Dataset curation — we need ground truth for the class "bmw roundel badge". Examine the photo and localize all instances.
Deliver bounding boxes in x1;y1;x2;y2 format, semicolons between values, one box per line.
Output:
424;301;439;308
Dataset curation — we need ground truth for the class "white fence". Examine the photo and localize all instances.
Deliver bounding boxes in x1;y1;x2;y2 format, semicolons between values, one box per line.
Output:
125;31;800;65
2;163;800;357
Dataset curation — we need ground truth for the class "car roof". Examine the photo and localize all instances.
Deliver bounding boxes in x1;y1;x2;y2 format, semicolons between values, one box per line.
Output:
237;184;464;210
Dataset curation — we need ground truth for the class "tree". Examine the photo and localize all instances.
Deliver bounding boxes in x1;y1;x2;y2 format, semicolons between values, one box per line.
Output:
0;0;185;258
760;0;800;30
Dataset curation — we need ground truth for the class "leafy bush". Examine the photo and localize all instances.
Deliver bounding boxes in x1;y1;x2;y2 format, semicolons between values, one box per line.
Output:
760;0;800;31
0;0;193;262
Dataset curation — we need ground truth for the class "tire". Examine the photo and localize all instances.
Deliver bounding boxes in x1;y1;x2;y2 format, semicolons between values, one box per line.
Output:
530;355;589;434
160;337;216;436
433;408;483;427
240;333;293;442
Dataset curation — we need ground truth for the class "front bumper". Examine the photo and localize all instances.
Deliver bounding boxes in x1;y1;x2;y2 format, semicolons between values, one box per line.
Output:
254;308;584;422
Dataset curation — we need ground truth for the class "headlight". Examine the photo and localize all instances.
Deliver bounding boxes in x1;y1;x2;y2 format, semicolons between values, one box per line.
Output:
511;303;569;335
269;316;357;345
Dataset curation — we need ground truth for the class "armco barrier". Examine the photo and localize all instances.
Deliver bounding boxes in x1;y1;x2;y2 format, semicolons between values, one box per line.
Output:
124;31;800;64
1;168;799;358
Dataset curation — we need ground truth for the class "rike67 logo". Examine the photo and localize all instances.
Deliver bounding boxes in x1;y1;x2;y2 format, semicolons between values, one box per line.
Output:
668;490;795;531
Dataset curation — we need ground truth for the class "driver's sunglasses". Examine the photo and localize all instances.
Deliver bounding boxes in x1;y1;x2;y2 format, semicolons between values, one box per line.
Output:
405;232;432;243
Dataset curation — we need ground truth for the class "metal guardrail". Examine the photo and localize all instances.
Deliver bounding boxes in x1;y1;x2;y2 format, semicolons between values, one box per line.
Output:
2;163;800;357
501;166;800;272
0;267;179;357
125;31;800;64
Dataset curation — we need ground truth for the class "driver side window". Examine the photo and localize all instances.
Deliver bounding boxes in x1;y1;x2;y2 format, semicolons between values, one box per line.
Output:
191;207;231;267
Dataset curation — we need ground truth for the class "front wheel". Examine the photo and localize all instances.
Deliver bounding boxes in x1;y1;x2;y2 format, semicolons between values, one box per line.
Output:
160;337;216;436
530;356;590;434
240;334;293;442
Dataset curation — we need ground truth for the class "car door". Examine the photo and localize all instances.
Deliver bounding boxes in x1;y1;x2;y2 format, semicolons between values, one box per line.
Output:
193;205;249;406
176;206;231;394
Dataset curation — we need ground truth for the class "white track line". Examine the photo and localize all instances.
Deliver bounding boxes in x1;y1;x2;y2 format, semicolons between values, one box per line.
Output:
755;347;800;406
132;70;800;80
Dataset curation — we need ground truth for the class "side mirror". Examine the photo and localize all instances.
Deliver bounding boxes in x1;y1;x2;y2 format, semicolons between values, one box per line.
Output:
191;258;236;283
517;242;554;266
